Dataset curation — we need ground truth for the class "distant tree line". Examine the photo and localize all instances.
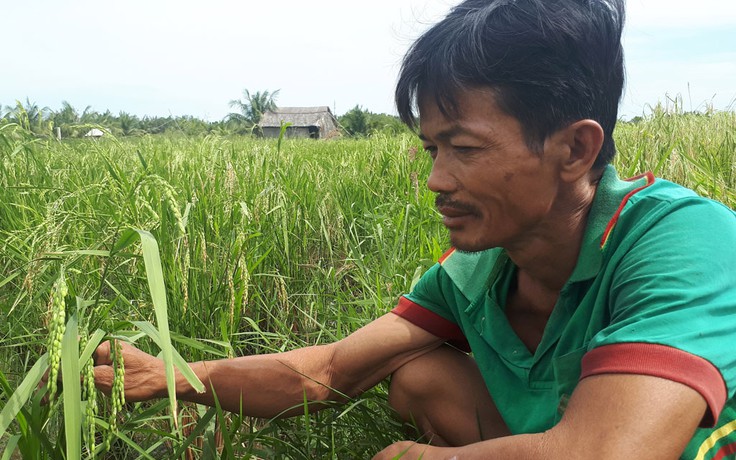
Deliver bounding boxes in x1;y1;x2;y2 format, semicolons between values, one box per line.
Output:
0;98;237;138
0;91;410;139
337;105;410;137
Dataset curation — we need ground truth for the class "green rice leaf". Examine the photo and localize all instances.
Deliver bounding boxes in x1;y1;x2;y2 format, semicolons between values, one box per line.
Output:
0;271;20;291
109;427;157;460
170;332;231;358
171;406;217;459
44;250;111;257
111;228;140;253
127;229;180;425
132;321;204;393
61;314;82;460
1;435;20;460
79;328;106;366
136;149;148;171
0;354;48;438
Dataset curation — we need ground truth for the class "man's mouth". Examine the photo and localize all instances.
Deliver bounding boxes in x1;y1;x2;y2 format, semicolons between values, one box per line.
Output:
435;196;477;227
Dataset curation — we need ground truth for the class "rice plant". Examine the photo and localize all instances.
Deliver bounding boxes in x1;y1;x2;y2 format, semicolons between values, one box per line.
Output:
1;107;734;458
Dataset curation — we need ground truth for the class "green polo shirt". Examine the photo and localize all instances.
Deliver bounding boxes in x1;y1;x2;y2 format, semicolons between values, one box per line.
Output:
392;166;736;459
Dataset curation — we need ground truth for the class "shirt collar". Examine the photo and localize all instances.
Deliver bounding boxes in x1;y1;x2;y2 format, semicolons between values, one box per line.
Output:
568;165;655;283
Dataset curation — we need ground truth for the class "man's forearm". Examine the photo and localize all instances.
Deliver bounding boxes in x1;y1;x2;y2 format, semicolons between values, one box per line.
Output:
172;346;339;417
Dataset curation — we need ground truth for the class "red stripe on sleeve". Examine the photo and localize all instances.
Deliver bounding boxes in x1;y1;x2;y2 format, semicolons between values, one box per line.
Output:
713;442;736;460
391;296;470;352
581;343;727;427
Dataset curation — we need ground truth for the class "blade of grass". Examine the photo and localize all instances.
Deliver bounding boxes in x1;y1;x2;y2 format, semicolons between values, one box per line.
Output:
209;384;234;460
79;329;106;367
115;228;182;430
0;272;20;291
1;435;20;460
131;320;204;393
116;430;158;460
171;407;217;459
0;354;48;437
61;314;81;460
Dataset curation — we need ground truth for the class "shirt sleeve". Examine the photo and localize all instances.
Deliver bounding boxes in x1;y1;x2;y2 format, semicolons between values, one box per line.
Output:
582;198;736;425
391;262;471;352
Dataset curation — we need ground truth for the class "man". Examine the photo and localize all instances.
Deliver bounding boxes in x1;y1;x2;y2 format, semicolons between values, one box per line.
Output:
94;0;736;458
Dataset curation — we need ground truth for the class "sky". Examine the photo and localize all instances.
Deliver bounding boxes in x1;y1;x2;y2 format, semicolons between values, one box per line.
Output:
2;0;734;121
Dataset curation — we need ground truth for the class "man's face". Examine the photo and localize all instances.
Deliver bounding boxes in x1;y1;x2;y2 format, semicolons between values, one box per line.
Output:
419;88;563;252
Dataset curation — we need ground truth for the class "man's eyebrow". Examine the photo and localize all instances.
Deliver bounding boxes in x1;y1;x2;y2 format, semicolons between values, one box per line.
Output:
418;126;463;142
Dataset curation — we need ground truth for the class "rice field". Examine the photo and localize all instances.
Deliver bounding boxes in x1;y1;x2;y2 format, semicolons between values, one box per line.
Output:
1;107;735;459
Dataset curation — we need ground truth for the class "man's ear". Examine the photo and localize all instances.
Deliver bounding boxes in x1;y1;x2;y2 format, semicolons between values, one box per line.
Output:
547;120;604;183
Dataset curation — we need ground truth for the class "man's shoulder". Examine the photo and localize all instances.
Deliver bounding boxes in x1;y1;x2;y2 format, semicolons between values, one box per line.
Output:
628;176;733;213
609;174;736;243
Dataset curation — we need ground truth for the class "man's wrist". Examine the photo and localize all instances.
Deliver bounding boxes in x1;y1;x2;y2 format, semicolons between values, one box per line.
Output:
171;360;209;400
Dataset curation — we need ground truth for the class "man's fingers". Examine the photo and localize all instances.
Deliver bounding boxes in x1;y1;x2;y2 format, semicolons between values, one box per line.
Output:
93;340;113;366
37;340;121;404
94;365;114;395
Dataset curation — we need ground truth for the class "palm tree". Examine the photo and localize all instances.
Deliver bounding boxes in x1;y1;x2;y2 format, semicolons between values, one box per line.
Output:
227;89;280;126
117;111;142;136
80;108;112;126
51;101;97;137
4;98;51;135
52;101;92;126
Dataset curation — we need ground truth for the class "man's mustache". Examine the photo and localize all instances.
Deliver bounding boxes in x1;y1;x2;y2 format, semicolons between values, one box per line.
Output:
435;194;479;215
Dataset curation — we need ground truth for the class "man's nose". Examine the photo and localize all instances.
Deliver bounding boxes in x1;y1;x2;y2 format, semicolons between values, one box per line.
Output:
426;151;455;194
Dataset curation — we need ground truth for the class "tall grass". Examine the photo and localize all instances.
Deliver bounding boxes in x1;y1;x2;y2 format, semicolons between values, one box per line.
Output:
0;126;435;458
614;106;736;204
1;107;734;458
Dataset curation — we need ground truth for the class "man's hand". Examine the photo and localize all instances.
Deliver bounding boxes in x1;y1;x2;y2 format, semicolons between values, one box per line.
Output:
373;441;448;460
93;340;166;402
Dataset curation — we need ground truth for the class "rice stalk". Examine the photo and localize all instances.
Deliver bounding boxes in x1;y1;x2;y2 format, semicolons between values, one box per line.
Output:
46;271;67;405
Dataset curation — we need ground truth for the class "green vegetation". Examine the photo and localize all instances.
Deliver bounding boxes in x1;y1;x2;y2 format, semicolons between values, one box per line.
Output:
228;89;281;133
0;92;407;139
0;107;734;458
337;105;410;137
0;98;235;139
614;105;736;205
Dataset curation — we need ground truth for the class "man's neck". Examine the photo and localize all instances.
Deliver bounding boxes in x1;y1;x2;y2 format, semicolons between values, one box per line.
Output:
505;176;599;314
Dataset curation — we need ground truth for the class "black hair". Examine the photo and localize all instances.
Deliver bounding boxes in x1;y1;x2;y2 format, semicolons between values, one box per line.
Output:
395;0;625;167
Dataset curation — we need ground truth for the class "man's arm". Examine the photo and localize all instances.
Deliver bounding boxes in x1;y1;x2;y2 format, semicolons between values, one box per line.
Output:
374;373;706;460
94;312;445;417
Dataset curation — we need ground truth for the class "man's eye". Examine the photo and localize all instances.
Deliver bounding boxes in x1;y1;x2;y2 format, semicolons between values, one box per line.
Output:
453;146;476;154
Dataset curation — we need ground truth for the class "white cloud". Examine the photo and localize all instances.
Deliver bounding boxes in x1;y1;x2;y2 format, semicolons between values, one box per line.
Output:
626;0;736;30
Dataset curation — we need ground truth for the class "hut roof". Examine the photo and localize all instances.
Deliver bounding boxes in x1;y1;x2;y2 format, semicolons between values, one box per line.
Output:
85;128;105;137
259;107;337;128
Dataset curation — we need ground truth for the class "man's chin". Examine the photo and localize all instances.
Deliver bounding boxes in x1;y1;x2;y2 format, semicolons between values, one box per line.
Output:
448;232;495;253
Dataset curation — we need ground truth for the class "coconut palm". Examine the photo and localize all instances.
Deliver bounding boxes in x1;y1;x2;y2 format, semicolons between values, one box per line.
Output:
52;101;92;126
50;101;97;137
81;108;113;126
117;111;143;136
4;98;51;135
227;89;280;126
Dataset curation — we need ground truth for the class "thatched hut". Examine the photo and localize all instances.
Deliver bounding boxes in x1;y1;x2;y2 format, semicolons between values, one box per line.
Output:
259;107;339;139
